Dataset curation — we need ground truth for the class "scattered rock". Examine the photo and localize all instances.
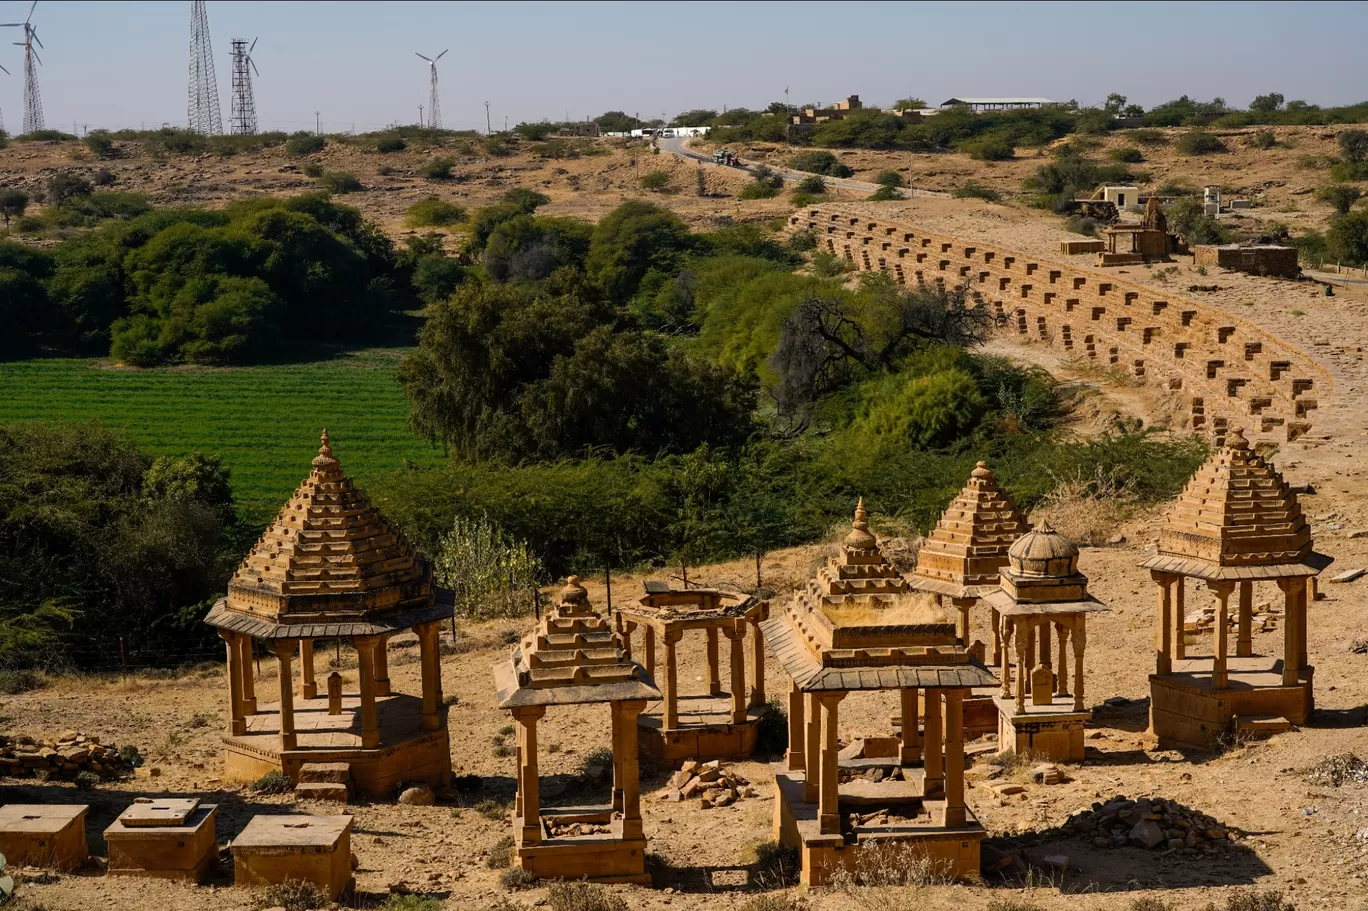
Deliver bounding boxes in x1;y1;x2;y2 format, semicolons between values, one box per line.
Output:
989;783;1026;796
398;785;435;806
1106;533;1127;545
1129;819;1165;849
1032;763;1064;785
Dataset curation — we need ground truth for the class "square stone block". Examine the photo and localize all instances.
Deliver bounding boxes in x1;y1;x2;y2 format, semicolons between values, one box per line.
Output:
232;814;353;900
105;798;218;881
0;804;89;871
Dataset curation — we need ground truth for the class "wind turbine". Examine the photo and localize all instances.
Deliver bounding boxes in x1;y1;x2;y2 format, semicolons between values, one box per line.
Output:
1;1;43;133
415;49;448;130
0;60;10;136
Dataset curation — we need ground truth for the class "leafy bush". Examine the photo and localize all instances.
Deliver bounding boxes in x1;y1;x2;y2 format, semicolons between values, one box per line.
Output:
284;133;325;156
48;172;93;207
1175;131;1227;155
1317;184;1363;215
380;896;443;911
640;170;671;191
1330;160;1368;182
789;192;820;208
1167;198;1237;245
407;196;467;227
434;515;543;618
755;696;787;756
1340;129;1368;163
302;162;323;178
421;157;457;180
787;151;852;177
1126;128;1167;145
85;132;115;159
586;199;693;304
739;181;782;200
1329;210;1368;265
376;136;407;153
547;882;626;911
74;771;100;790
953;180;1001;201
867;184;901;201
317;170;361;193
255;880;326;911
1245;130;1278;149
961;135;1015;161
856;369;988;448
1066;215;1098;236
0;670;42;694
251;770;294;794
0;188;28;226
873;169;906;188
795;175;826;194
788;229;817;252
486;835;515;869
1109;146;1144;163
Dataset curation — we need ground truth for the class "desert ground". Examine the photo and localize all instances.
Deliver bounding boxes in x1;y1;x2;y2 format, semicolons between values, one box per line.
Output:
6;128;1368;910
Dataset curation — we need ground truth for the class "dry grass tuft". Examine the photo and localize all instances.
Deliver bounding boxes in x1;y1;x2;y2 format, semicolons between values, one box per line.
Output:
823;593;945;627
1030;462;1136;546
827;841;955;890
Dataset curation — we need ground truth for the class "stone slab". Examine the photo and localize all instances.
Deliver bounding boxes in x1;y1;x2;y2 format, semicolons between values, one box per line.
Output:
232;814;353;900
105;803;217;881
0;804;89;871
118;797;201;828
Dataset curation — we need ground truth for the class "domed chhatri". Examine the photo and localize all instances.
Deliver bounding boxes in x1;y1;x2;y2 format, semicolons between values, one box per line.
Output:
1139;428;1333;750
204;431;454;799
984;524;1108;762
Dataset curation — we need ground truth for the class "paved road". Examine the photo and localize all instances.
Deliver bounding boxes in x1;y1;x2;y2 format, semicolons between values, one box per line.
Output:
658;135;947;199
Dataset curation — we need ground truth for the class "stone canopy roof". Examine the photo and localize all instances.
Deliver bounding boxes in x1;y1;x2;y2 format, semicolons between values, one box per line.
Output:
811;499;910;600
982;522;1110;616
205;431;450;638
495;578;660;709
1141;428;1330;579
909;461;1029;599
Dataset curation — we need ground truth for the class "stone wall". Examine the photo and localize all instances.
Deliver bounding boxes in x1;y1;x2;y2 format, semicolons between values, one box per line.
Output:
1194;245;1301;280
791;205;1329;445
0;731;136;780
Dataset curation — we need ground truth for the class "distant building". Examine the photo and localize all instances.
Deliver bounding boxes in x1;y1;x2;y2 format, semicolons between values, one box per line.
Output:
941;97;1056;112
791;95;863;125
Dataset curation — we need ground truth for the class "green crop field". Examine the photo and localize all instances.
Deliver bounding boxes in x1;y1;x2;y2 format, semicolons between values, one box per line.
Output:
0;348;446;523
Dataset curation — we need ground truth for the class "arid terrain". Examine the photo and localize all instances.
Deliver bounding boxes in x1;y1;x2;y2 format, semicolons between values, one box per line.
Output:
7;128;1368;911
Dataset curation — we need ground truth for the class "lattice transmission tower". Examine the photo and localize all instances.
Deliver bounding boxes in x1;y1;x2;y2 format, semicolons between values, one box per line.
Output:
229;38;259;136
1;2;44;133
188;0;222;135
415;50;448;130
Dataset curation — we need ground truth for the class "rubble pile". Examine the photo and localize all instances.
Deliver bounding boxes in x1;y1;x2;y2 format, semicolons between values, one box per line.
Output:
547;819;611;837
657;759;758;809
1059;795;1239;852
0;731;135;781
1185;600;1281;635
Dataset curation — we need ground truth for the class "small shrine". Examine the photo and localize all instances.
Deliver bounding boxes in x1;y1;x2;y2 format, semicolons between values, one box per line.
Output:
984;523;1108;762
761;500;995;886
908;462;1029;737
1098;195;1189;266
231;814;354;900
104;798;219;881
204;431;454;798
614;582;769;764
1139;429;1332;748
494;577;661;884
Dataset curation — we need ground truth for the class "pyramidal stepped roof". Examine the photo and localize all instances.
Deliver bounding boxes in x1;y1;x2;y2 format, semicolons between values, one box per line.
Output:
1156;429;1312;567
224;430;431;620
812;499;909;599
494;578;660;708
910;461;1029;598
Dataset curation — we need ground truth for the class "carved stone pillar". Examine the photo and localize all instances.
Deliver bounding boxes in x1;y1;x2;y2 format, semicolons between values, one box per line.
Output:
1174;575;1186;660
1210;582;1233;690
1015;622;1030;714
269;641;297;751
786;680;805;772
923;688;943;798
644;625;655;678
237;634;256;715
1237;581;1254;659
417;621;442;731
1038;619;1051;668
991;606;1003;667
663;630;682;730
899;687;921;765
943;689;967;827
1071;623;1087;713
999;616;1014;699
354;636;381;749
749;619;766;709
803;691;821;803
299;639;317;700
220;631;246;737
818;693;843;835
706;627;722;695
1152;570;1174;675
610;701;624;812
725;623;746;725
1055;622;1070;695
514;706;546;845
954;598;972;644
1278;578;1303;686
619;700;647;840
374;636;391;697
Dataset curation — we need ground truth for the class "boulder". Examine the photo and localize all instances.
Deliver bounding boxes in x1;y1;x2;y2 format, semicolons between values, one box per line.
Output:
1128;818;1165;849
398;785;435;806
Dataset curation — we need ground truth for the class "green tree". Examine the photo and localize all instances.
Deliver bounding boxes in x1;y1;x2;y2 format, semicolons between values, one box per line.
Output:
673;109;719;126
585;200;693;305
594;111;643;133
1249;92;1285;113
1104;93;1127;114
48;172;93;207
84;131;115;159
0;189;28;227
1339;129;1368;163
873;170;905;189
1329;210;1368;265
892;98;927;110
1317;184;1363;216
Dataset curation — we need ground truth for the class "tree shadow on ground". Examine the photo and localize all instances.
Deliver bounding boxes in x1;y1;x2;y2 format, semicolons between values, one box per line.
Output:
1308;703;1368;728
1091;695;1152;733
988;836;1275;892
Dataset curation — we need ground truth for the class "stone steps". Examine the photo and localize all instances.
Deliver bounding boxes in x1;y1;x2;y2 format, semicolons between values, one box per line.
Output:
1235;714;1292;738
295;761;351;803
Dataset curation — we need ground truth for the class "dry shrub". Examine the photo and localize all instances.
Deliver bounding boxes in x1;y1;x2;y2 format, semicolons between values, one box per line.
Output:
744;840;800;888
822;592;944;628
486;834;514;869
1305;752;1368;786
987;748;1049;783
1217;892;1295;911
987;901;1045;911
1030;462;1136;545
255;880;326;911
547;881;627;911
878;535;923;574
741;896;807;911
1130;899;1172;911
827;840;955;890
500;867;538;891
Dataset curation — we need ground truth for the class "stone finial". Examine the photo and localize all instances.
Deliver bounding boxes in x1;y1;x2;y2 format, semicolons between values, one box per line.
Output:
971;460;993;481
843;497;877;550
1226;427;1249;450
561;575;589;606
312;428;339;469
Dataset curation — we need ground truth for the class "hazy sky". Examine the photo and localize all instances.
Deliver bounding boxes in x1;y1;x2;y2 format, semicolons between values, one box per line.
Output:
13;0;1368;135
